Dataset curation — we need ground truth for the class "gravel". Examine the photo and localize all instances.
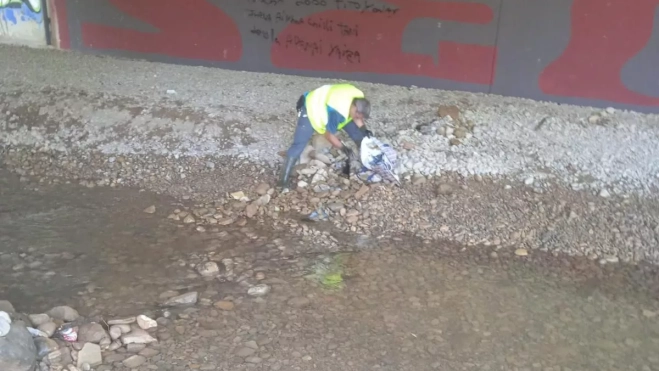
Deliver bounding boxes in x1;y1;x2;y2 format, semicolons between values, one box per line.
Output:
1;44;659;195
1;44;659;265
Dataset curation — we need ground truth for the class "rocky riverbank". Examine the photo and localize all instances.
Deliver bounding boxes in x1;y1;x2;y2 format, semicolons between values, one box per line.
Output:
2;136;658;266
1;45;659;267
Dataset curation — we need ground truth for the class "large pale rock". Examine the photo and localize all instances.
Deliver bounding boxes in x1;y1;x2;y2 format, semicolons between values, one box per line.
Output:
46;306;79;322
120;328;157;345
28;314;50;327
37;322;57;338
255;183;270;195
245;203;259;218
136;315;157;330
123;355;146;368
196;262;220;277
0;321;37;371
107;317;135;325
44;347;73;366
0;300;15;314
77;323;108;344
255;194;271;206
76;343;102;368
109;326;122;340
162;292;198;306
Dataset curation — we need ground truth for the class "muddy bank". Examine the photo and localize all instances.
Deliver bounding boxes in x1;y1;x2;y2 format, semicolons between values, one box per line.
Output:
2;140;659;267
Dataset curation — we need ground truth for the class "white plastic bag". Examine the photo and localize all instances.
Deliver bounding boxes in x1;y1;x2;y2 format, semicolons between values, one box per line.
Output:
359;136;400;186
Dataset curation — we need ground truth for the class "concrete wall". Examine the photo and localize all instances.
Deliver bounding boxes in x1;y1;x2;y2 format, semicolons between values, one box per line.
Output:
50;0;659;113
0;0;46;46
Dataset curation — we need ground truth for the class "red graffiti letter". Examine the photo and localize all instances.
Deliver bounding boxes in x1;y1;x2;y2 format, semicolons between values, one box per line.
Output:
81;0;242;61
271;0;495;85
539;0;659;106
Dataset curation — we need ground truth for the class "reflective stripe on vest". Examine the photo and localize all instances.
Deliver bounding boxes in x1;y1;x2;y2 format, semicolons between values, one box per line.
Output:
305;84;365;134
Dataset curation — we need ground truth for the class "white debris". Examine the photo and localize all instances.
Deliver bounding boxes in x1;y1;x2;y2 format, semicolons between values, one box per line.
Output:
136;315;157;330
0;311;11;337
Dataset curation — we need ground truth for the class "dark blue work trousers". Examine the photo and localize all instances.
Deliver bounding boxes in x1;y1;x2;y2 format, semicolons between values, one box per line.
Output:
286;105;364;159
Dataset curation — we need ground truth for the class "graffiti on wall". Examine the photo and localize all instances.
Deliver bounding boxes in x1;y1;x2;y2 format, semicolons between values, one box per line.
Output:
52;0;659;111
0;0;42;24
539;0;659;106
250;0;496;85
0;0;45;45
80;0;242;61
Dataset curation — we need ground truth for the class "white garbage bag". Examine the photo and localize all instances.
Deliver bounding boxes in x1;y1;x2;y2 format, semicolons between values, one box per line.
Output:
359;136;400;186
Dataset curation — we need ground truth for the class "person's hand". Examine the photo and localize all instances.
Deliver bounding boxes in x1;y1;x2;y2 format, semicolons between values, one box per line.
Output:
341;145;355;159
359;124;373;138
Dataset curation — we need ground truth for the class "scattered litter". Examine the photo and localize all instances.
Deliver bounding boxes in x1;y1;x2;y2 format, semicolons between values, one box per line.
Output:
230;191;248;201
55;325;78;342
305;254;348;290
247;284;271;297
359;136;400;186
303;205;329;222
27;327;49;338
0;311;10;337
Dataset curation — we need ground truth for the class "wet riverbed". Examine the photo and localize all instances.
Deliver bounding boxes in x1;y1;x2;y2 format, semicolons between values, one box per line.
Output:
1;170;659;371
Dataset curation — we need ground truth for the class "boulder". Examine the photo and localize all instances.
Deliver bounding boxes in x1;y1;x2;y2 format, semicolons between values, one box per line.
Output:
0;300;15;314
136;315;157;330
77;322;109;344
27;314;50;327
120;328;157;345
34;337;59;360
46;306;79;322
0;321;37;371
162;292;198;307
77;343;102;368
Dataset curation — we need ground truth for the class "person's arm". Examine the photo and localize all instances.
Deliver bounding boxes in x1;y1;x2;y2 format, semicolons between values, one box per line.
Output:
351;117;374;137
325;107;354;157
324;131;353;158
323;131;343;149
325;106;347;150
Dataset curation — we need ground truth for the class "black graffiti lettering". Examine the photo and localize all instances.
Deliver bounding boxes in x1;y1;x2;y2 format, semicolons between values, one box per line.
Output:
248;0;284;5
247;9;273;22
275;12;304;24
285;35;324;56
295;0;328;6
247;3;362;45
328;43;361;63
250;26;281;44
336;22;358;37
333;0;398;15
306;17;334;32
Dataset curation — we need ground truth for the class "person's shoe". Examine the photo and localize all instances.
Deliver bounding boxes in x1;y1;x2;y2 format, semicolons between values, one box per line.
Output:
277;156;298;193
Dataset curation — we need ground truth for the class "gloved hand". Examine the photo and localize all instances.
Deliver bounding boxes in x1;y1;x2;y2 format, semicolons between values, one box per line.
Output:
359;125;374;138
341;145;355;159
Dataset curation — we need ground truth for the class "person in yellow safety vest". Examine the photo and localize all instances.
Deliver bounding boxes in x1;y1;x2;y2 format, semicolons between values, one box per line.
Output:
278;83;373;191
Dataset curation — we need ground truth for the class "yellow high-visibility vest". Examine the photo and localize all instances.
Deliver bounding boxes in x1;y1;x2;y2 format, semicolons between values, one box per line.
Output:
305;84;365;134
